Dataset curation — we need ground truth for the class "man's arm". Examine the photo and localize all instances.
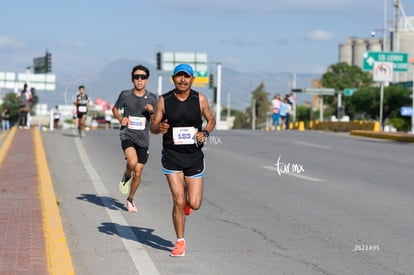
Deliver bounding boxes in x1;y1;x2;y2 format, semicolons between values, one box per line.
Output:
194;93;216;143
200;93;216;134
150;96;169;134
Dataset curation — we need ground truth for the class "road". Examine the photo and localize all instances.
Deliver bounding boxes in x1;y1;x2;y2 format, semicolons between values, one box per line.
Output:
41;129;414;275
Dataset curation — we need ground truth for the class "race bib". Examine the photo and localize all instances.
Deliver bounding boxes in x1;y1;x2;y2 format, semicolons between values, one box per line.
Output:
128;116;146;130
78;106;87;112
173;127;196;145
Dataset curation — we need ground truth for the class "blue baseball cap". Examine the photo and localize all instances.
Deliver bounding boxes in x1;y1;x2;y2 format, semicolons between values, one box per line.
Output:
173;64;194;76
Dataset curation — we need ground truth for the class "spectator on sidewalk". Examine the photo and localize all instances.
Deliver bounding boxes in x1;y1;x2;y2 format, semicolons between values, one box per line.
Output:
53;105;61;129
1;107;10;131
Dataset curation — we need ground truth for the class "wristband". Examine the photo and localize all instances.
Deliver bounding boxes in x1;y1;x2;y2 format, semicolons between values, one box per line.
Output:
202;130;209;137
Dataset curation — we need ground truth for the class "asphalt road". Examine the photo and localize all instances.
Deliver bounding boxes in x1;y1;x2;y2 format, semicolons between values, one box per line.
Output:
42;129;414;275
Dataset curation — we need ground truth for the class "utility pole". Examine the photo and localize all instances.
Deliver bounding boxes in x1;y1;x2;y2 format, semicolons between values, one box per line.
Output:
379;0;388;130
216;63;222;129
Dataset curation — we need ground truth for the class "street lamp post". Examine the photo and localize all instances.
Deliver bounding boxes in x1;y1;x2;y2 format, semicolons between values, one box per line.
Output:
372;0;388;130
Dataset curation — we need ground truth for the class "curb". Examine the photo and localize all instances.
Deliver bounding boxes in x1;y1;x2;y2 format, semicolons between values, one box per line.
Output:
350;130;414;143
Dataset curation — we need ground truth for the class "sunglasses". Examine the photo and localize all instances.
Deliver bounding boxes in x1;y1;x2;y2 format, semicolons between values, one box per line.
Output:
133;74;148;80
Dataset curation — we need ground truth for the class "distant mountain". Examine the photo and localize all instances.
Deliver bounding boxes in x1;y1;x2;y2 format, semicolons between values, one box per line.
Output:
35;59;319;111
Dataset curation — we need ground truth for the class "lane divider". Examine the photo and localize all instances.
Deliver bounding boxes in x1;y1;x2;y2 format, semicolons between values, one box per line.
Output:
34;127;75;275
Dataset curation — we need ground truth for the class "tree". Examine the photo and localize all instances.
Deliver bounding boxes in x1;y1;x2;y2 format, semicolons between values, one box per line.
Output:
250;83;270;128
347;85;411;129
231;83;270;129
322;62;372;91
321;62;373;109
1;92;21;125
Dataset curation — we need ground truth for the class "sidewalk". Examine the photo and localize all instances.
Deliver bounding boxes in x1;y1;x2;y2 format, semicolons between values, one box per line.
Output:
0;127;74;275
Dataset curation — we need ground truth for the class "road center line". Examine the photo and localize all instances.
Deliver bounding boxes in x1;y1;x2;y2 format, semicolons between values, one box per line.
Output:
74;133;160;275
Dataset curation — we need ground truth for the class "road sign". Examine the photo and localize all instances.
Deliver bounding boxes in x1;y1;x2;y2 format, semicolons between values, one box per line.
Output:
373;62;393;82
303;88;335;95
362;51;408;72
401;107;413;117
343;88;357;96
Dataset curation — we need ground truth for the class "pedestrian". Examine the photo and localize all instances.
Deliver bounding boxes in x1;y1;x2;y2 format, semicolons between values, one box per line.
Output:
112;65;157;213
72;106;78;129
279;97;289;130
104;106;113;130
150;63;216;257
270;93;281;130
17;83;30;129
1;107;10;131
53;105;61;129
74;85;89;137
284;95;293;130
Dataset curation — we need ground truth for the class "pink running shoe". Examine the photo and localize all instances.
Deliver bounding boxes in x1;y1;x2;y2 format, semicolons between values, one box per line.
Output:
170;240;186;257
126;199;137;213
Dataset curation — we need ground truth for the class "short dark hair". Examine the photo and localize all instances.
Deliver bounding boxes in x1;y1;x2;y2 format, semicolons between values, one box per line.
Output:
131;65;150;79
79;85;85;90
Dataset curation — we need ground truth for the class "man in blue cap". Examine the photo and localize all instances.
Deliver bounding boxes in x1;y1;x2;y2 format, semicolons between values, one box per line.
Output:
150;63;216;257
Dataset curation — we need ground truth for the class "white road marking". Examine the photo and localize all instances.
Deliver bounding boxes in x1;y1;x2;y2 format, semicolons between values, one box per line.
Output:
294;141;332;150
74;133;160;275
262;165;323;182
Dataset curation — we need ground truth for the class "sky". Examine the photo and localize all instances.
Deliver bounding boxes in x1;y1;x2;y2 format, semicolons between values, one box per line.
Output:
1;0;413;79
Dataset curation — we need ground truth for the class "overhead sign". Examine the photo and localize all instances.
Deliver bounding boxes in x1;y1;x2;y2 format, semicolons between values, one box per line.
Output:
303;88;335;95
162;52;208;87
0;72;16;89
373;62;393;82
401;107;413;117
362;51;408;72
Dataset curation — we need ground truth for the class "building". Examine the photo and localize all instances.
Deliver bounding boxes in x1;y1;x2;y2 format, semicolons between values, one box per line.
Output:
339;14;414;82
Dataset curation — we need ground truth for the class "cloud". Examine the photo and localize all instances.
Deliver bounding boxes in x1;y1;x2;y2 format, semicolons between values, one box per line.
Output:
0;36;25;49
305;30;335;41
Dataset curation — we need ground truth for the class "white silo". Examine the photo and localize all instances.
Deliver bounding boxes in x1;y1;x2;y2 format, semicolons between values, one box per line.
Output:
353;38;368;68
397;31;414;81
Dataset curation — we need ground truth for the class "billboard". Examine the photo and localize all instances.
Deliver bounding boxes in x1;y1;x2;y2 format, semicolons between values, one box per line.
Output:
161;52;209;87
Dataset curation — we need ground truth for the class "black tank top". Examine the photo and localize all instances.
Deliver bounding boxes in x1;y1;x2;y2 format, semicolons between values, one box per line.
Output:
162;89;203;153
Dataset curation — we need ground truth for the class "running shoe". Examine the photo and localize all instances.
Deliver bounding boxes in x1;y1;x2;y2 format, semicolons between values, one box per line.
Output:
119;173;132;195
126;199;137;213
184;203;193;216
170;240;186;257
183;183;193;215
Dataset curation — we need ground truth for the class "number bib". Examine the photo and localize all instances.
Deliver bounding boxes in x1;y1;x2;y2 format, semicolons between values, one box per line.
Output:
78;106;87;112
128;116;146;130
172;127;196;145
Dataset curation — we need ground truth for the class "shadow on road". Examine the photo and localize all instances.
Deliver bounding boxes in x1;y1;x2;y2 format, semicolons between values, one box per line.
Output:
76;193;125;211
98;222;174;252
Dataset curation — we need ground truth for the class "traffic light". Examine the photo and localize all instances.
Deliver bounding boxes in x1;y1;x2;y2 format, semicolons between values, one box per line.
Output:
45;52;52;73
209;74;214;89
213;87;217;103
156;52;162;70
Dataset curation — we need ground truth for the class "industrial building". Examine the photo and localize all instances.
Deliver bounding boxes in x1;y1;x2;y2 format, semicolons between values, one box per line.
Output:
339;1;414;82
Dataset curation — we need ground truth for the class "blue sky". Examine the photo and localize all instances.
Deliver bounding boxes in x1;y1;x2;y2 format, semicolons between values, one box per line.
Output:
1;0;412;78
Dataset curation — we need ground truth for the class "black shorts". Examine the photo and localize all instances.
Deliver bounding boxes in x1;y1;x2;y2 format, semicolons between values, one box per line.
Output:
77;112;87;119
121;140;149;164
161;148;204;177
